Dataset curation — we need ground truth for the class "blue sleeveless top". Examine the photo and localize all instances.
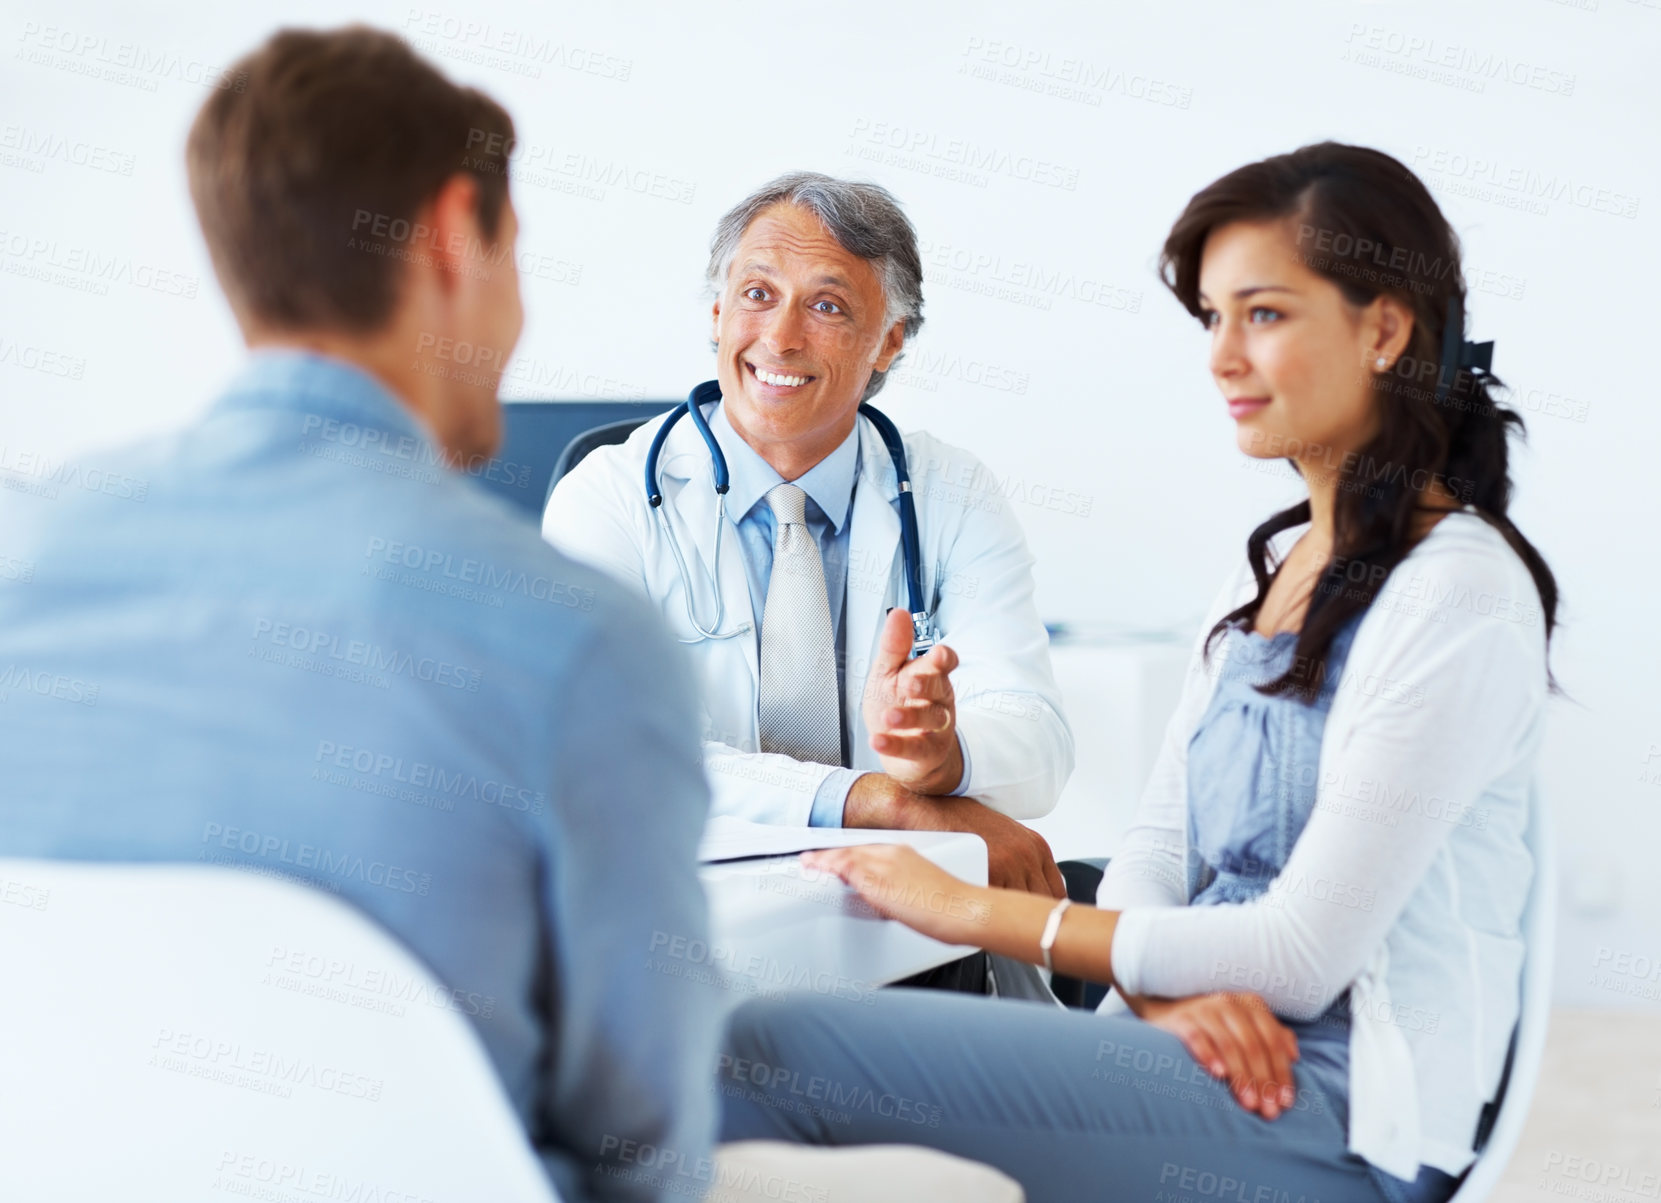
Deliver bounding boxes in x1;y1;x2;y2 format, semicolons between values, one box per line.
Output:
1180;613;1457;1203
1186;614;1362;907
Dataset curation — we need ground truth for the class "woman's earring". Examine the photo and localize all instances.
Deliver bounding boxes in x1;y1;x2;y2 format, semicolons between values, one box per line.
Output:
1375;356;1388;370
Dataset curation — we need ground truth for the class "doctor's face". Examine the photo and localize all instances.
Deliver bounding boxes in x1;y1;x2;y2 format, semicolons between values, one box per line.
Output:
1198;219;1405;468
711;203;906;476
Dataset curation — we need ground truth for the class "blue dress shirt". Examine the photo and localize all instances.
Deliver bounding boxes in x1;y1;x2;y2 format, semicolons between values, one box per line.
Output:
0;351;721;1203
706;403;969;826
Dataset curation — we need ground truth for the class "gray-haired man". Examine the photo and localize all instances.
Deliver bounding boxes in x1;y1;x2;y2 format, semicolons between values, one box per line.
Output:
544;173;1073;923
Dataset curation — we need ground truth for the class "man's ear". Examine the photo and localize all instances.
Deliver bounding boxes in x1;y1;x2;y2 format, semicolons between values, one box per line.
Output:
872;319;906;372
710;298;723;346
426;174;481;297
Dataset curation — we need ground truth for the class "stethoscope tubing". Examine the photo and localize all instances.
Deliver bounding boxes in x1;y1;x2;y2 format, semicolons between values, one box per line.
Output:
644;380;936;652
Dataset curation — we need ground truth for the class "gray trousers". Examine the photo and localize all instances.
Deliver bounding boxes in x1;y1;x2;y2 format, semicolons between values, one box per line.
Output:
718;987;1459;1203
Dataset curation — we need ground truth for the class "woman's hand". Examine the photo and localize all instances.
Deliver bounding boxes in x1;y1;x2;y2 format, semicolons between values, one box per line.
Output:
800;844;991;946
1135;992;1300;1120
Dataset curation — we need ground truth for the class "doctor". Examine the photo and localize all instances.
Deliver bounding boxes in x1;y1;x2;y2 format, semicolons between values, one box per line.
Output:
544;172;1071;898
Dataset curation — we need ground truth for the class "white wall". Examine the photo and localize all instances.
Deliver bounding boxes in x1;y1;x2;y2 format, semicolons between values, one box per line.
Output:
3;0;1657;1007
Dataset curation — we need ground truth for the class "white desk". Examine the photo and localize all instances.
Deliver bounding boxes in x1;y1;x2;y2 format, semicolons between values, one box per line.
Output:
693;634;1187;1001
700;829;987;1004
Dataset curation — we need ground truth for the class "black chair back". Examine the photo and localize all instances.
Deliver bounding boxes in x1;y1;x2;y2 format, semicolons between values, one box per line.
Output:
473;400;674;519
547;418;653;508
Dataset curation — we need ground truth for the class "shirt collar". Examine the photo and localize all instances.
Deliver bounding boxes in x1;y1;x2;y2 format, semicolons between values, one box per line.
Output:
708;402;860;533
215;348;434;447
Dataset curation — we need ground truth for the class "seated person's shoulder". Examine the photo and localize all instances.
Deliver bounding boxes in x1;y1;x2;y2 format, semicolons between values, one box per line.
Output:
0;426;186;561
1408;510;1541;600
1370;510;1551;666
541;414;668;535
554;410;669;490
898;427;984;481
405;478;664;653
894;428;1030;536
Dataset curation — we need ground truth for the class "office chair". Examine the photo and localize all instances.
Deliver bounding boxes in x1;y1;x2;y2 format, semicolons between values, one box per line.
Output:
1051;857;1110;1010
0;859;558;1202
1447;783;1557;1201
546;417;651;505
476;400;673;519
0;859;1024;1203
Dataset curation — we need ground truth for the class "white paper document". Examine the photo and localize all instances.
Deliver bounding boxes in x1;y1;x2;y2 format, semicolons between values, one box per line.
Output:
697;815;930;864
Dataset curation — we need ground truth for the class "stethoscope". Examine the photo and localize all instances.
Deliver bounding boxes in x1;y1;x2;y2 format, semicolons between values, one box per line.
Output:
644;379;940;658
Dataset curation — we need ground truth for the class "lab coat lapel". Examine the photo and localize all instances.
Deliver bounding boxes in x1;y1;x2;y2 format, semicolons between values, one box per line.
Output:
661;417;760;690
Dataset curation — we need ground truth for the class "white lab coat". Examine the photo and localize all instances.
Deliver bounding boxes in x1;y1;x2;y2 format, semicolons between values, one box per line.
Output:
541;405;1074;826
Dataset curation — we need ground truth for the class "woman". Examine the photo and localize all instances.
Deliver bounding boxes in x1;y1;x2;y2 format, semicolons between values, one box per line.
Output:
717;142;1559;1203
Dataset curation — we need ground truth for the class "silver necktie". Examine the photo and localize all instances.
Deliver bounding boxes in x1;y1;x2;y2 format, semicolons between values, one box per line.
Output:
757;483;841;766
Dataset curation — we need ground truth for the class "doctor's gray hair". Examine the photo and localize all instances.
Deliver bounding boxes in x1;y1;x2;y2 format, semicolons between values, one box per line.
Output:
706;172;925;401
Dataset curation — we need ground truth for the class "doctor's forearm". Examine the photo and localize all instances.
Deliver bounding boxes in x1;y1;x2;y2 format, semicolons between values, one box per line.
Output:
841;772;917;829
842;773;987;830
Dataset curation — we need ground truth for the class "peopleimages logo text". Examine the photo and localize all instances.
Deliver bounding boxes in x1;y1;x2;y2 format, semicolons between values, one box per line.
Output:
249;619;482;692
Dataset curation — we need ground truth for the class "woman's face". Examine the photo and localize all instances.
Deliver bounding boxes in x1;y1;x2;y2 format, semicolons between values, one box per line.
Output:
1196;219;1410;470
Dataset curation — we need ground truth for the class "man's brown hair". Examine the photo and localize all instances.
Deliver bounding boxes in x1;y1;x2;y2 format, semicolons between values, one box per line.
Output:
187;26;514;334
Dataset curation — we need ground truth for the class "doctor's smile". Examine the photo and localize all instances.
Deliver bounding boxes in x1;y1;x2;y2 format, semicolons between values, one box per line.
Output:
744;361;816;391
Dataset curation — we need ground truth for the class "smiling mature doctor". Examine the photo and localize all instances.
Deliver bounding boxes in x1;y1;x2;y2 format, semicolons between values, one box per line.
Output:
543;172;1072;900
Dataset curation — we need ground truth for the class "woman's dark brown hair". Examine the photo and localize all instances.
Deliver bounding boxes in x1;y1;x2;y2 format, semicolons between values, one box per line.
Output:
187;26;514;334
1160;141;1558;698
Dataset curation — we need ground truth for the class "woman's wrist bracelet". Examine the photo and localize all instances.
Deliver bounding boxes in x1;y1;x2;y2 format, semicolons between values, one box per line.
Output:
1038;897;1073;974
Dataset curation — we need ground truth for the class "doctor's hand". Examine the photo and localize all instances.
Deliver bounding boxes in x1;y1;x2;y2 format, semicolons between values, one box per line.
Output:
862;607;962;796
844;774;1065;899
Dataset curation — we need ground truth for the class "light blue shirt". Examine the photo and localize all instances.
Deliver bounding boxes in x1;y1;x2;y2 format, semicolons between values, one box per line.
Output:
0;351;721;1203
707;403;969;826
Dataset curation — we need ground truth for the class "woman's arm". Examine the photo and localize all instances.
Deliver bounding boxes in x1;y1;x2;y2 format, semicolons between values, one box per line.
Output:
1106;538;1548;1019
800;843;1117;976
801;844;1301;1119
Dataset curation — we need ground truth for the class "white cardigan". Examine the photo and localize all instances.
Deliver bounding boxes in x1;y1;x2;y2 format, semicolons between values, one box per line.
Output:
1097;509;1548;1180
